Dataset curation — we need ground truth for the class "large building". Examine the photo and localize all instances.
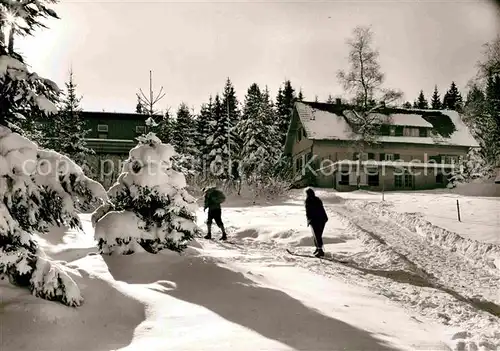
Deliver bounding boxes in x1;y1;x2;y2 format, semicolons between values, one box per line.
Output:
284;101;479;191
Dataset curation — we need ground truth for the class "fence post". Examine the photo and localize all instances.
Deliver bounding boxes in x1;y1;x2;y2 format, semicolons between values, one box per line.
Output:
456;199;461;222
382;179;385;202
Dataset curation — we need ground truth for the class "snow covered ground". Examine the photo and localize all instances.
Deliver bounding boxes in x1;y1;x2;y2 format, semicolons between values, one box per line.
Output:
1;189;499;351
332;189;500;245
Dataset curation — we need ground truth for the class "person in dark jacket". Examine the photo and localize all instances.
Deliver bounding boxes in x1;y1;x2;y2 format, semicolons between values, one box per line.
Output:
202;186;227;240
305;187;328;257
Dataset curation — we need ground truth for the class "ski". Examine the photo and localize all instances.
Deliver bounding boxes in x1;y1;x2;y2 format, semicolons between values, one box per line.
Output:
286;248;350;264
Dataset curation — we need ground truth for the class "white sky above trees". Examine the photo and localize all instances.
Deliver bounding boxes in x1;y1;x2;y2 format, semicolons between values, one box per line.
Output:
17;0;500;113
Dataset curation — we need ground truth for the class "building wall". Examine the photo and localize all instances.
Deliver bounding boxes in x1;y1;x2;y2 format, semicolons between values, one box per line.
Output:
312;140;468;162
333;166;448;192
299;139;468;190
289;118;314;180
84;117;145;140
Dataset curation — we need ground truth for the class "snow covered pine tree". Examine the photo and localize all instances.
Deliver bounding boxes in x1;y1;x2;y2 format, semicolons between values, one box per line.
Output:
93;133;200;255
0;47;107;306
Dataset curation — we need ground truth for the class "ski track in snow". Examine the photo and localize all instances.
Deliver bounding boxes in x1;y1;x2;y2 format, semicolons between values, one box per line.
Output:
332;205;500;306
204;202;500;350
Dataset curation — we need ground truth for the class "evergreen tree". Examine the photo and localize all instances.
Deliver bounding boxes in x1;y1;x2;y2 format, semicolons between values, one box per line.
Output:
326;94;335;104
485;74;500;161
0;2;108;306
194;97;214;173
275;80;297;147
93;133;200;255
402;101;412;108
442;81;463;111
55;69;94;170
416;90;428;109
221;78;241;166
207;94;230;179
431;85;442;109
156;109;175;143
298;89;304;101
172;103;196;156
237;83;280;179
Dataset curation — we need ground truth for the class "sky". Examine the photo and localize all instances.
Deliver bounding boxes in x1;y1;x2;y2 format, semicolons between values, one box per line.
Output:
16;0;500;114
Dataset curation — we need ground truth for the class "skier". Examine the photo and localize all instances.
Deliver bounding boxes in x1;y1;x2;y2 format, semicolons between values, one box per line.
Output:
202;186;228;241
304;187;328;257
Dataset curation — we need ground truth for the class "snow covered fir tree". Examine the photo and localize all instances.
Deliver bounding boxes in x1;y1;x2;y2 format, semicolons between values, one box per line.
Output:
0;24;107;305
92;132;200;255
42;69;94;173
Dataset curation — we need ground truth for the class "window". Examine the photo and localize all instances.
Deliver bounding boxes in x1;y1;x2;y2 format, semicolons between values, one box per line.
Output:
295;157;303;173
339;173;349;185
403;127;419;137
395;126;404;136
302;128;307;138
368;153;375;160
443;155;459;164
353;152;359;161
436;172;444;184
390;126;396;136
395;169;414;188
97;124;108;132
385;153;395;161
136;125;146;134
98;133;107;139
367;169;379;186
419;128;428;137
429;155;441;163
394;153;400;161
380;125;391;136
297;128;302;142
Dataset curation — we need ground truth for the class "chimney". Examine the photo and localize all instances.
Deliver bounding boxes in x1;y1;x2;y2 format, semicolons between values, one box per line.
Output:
336;98;341;105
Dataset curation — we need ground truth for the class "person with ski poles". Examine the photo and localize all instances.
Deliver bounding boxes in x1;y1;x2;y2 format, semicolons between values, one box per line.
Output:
304;187;328;257
202;186;228;241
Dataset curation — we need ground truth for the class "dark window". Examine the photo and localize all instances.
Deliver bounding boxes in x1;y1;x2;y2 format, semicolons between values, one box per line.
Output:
419;127;428;137
368;153;375;160
339;173;349;185
395;174;403;188
395;126;404;136
353;152;360;160
302;128;307;138
429;155;441;163
367;172;379;186
379;153;385;161
394;153;400;161
380;125;390;136
436;172;444;184
297;128;302;142
395;169;414;188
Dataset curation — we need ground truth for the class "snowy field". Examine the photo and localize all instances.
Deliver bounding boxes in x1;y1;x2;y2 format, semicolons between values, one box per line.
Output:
330;189;500;245
1;189;499;351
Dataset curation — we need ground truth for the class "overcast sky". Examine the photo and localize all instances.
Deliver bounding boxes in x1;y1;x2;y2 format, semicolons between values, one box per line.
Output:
17;0;499;114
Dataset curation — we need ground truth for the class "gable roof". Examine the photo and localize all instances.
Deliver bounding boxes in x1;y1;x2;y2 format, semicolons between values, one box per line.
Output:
292;101;478;148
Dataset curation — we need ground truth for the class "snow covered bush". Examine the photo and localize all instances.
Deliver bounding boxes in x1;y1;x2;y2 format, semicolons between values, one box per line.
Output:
448;148;496;188
0;126;108;306
93;132;201;255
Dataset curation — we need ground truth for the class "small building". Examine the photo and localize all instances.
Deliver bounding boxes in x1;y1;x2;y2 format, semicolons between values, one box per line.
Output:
81;111;160;188
82;111;154;154
284;101;479;191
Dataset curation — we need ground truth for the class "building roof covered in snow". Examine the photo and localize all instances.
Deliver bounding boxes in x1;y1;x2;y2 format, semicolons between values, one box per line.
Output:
286;101;479;150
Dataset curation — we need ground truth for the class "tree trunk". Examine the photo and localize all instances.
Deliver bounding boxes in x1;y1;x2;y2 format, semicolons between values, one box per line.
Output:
7;27;14;53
